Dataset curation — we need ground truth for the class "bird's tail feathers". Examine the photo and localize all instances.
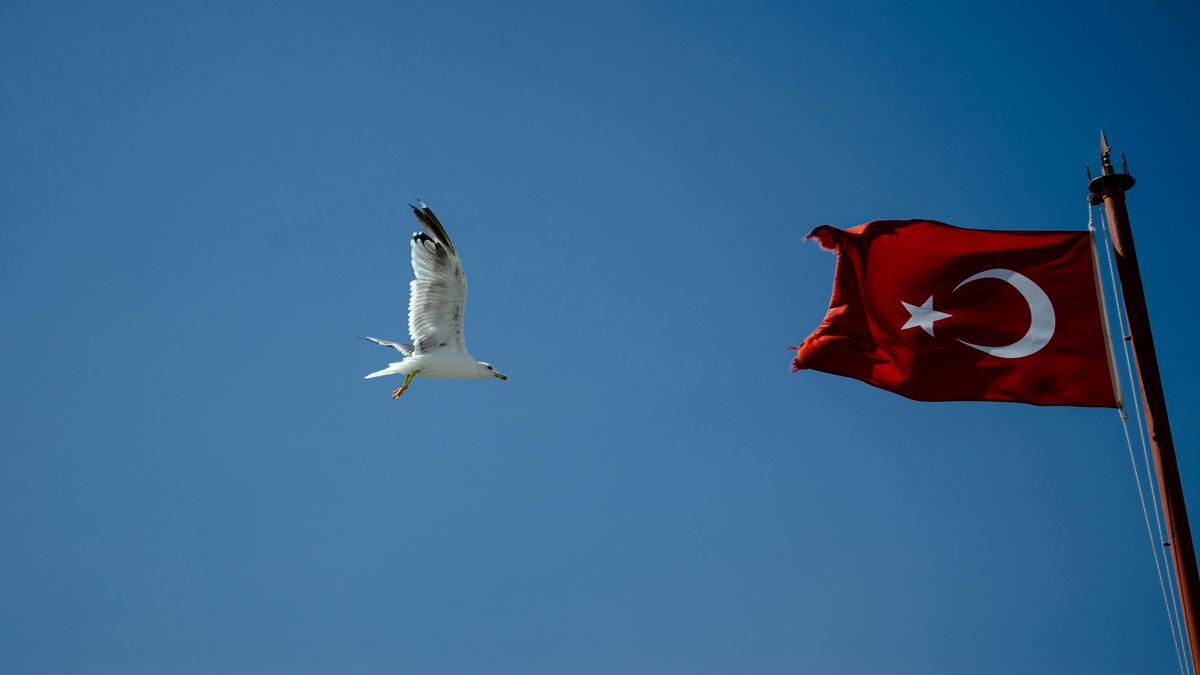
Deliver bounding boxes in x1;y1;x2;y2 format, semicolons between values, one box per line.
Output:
364;363;404;379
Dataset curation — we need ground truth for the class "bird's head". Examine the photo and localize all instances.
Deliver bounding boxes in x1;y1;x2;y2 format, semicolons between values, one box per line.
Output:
477;362;507;381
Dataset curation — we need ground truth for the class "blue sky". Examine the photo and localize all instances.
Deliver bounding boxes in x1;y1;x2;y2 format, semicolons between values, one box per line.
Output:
2;1;1199;673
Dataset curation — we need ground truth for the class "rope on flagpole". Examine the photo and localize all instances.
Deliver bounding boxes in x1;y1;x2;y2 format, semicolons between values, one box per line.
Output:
1093;201;1191;675
1095;200;1172;560
1097;200;1191;672
1118;408;1188;675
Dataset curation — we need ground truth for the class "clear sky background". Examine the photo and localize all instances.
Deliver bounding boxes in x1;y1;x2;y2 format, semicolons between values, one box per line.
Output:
2;1;1199;673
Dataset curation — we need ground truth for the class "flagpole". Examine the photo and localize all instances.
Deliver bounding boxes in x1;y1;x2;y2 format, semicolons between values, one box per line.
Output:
1089;131;1200;669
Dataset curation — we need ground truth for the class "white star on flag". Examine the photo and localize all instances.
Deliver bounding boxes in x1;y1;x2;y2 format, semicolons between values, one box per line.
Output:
901;296;952;336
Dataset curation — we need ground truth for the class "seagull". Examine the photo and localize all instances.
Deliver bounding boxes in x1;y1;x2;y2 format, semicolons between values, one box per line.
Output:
360;202;507;399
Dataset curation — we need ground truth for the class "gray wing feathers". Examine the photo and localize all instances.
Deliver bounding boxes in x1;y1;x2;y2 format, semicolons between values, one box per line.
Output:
407;207;468;355
359;335;414;356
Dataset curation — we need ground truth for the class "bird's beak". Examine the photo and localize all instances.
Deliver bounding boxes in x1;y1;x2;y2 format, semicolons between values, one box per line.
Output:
494;373;508;381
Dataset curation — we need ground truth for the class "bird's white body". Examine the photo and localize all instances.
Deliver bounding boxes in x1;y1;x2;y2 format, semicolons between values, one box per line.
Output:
365;350;490;380
361;203;506;397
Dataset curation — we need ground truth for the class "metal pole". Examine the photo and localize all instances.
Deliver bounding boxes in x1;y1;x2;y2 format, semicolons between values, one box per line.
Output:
1090;131;1200;670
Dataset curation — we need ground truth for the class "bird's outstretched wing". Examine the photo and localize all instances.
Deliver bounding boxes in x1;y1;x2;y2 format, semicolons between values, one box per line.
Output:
407;203;468;355
359;335;414;356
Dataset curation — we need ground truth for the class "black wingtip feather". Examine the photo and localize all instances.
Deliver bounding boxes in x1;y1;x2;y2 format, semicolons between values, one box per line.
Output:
408;202;457;256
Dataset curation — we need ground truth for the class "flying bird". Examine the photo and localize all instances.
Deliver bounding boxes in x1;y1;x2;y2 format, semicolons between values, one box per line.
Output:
361;203;507;399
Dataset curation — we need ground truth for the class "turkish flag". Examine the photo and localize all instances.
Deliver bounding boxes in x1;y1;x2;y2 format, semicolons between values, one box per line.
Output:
792;219;1119;407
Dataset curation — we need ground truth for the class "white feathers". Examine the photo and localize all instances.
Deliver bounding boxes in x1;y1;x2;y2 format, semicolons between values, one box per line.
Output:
407;231;468;355
363;363;404;379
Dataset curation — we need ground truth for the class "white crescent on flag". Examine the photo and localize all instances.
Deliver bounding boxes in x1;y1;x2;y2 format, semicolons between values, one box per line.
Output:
952;268;1056;359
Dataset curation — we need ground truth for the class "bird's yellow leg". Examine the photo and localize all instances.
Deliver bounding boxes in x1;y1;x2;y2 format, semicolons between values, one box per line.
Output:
391;371;418;399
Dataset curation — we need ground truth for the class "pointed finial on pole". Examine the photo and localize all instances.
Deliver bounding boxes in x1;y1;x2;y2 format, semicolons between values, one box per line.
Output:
1100;129;1114;176
1090;130;1135;199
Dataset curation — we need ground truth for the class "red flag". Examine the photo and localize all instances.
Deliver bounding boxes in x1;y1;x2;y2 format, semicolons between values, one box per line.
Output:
792;219;1119;407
